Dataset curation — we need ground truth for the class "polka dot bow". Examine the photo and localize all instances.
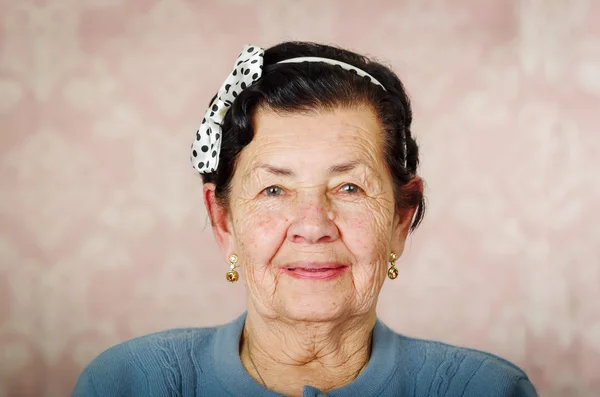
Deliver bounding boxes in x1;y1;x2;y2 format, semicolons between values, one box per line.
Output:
191;45;265;173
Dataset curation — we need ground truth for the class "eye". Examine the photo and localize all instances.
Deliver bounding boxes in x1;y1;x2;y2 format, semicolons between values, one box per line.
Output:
339;183;363;194
263;185;284;197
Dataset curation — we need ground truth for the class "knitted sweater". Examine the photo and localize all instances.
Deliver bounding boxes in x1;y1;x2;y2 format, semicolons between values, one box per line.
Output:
72;313;538;396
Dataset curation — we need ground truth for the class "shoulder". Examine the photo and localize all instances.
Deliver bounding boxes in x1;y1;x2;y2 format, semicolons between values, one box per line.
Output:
399;333;528;376
391;332;537;396
71;326;219;397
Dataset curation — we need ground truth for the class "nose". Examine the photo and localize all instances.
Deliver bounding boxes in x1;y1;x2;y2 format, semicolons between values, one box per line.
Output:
287;192;339;244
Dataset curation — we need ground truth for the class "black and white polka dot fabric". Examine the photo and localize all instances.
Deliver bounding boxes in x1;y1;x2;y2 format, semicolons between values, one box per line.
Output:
191;45;265;174
191;45;401;175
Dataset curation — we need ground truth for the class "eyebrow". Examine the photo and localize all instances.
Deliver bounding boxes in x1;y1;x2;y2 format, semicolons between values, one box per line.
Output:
327;159;364;174
253;163;295;176
251;160;365;177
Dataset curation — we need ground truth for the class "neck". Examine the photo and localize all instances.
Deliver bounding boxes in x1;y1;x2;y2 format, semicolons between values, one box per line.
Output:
240;305;376;396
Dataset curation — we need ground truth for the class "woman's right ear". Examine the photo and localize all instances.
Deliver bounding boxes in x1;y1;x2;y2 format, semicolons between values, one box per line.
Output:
203;183;234;254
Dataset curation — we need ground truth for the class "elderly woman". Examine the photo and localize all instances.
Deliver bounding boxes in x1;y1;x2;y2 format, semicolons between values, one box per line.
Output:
73;42;537;397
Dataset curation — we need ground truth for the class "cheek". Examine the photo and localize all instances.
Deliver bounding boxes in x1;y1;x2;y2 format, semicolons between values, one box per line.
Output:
234;206;288;265
338;203;393;288
255;217;276;230
348;217;371;251
343;208;391;253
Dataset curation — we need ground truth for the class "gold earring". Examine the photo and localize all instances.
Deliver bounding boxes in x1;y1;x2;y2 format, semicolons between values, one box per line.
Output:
387;251;399;280
226;254;239;282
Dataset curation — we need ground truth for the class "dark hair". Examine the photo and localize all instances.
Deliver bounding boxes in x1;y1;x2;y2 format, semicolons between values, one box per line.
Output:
200;41;424;231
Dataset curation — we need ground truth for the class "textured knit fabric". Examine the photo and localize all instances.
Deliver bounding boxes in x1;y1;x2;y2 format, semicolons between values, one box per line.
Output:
72;313;538;397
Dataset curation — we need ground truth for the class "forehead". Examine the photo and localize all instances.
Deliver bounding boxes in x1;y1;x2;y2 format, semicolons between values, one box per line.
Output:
239;106;384;167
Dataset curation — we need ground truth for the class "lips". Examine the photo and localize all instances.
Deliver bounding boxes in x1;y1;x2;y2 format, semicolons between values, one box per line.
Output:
281;263;348;280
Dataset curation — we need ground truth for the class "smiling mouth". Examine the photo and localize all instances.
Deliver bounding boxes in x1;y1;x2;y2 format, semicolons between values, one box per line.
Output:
281;264;348;280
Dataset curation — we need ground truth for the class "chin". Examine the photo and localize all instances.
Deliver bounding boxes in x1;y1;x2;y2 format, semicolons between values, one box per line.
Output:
276;290;350;322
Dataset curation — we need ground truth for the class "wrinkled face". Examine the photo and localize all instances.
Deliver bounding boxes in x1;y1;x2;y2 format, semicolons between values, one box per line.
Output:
225;106;409;322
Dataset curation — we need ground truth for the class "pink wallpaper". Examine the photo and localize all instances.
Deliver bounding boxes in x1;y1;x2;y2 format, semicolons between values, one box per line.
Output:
1;0;599;396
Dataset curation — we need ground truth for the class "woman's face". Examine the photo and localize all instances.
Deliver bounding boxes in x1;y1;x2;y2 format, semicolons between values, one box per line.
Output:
220;105;411;322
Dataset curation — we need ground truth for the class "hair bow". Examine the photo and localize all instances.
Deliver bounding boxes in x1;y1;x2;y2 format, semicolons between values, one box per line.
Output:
191;45;265;173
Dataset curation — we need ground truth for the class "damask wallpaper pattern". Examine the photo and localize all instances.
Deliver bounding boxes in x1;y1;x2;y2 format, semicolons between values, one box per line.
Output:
0;0;599;396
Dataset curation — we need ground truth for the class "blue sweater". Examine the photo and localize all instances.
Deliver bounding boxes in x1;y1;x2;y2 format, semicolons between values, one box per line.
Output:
72;313;538;396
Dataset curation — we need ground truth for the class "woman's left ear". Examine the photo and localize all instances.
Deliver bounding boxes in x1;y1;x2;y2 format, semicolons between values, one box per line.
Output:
391;176;423;255
391;208;414;257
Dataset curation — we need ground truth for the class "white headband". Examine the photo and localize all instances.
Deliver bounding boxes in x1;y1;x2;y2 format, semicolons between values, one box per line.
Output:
191;45;386;174
277;57;386;89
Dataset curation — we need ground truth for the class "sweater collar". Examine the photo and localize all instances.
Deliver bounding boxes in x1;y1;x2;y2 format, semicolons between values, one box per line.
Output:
212;312;400;396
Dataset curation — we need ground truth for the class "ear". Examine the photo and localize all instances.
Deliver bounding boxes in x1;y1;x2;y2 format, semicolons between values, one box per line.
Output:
391;176;423;257
203;183;236;260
